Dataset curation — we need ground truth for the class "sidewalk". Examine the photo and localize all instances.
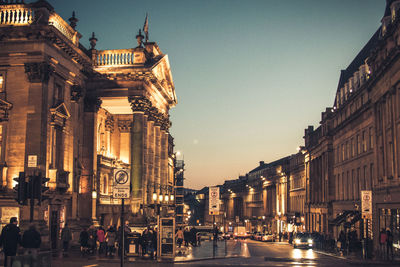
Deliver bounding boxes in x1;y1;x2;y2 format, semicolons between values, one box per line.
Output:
50;240;243;264
313;248;400;265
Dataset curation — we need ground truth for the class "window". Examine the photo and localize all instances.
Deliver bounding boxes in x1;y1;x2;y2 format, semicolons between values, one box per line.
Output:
351;138;354;157
356;135;360;155
369;127;374;150
362;131;367;152
53;83;64;105
0;125;2;160
0;74;4;92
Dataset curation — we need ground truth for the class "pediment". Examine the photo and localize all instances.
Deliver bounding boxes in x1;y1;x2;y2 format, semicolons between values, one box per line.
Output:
50;102;71;119
151;55;177;105
50;102;70;127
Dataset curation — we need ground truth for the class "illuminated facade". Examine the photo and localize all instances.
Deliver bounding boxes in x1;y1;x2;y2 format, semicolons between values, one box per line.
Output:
0;0;177;246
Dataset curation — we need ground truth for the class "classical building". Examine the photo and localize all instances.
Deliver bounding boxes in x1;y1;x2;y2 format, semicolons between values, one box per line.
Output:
0;0;177;247
303;0;400;257
287;151;306;232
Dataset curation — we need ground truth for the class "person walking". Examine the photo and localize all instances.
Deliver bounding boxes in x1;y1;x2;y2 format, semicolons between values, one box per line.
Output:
97;226;106;255
0;217;21;267
386;229;393;261
61;223;72;257
22;223;41;266
79;227;89;256
176;227;184;248
379;228;387;260
105;226;116;257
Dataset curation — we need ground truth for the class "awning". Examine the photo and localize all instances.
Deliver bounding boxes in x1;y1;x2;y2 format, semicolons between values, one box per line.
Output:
329;210;352;226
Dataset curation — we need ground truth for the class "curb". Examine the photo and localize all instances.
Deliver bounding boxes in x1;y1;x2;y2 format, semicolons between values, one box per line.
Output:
174;255;244;263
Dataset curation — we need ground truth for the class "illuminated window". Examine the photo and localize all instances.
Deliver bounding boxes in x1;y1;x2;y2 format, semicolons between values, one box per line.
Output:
0;74;4;92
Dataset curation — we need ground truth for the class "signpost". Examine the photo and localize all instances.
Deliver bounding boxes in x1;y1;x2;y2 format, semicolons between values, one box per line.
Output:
209;187;220;215
209;187;220;258
361;190;372;259
113;169;130;267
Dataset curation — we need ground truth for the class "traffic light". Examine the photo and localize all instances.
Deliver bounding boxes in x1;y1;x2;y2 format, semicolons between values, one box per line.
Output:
33;174;50;205
13;172;27;205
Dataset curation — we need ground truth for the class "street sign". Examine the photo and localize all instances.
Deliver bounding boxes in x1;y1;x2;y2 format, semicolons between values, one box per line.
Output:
27;155;37;168
361;190;372;219
209;187;220;215
113;169;130;199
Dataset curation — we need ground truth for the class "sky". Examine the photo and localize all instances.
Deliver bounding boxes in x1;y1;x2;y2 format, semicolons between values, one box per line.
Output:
48;0;386;190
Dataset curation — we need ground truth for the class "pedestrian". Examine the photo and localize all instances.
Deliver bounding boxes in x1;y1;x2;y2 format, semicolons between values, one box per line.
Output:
151;227;157;259
88;225;97;254
386;229;393;261
22;223;41;266
97;226;106;255
141;227;150;256
105;226;116;257
279;231;282;242
124;221;131;255
79;227;89;256
61;223;72;257
183;228;189;247
176;227;184;248
190;227;197;246
379;228;387;260
0;217;21;267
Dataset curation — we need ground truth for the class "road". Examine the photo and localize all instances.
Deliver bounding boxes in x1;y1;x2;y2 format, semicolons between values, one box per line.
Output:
48;239;387;266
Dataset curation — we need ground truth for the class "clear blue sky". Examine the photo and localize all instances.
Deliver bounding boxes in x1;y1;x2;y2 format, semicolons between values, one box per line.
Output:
50;0;385;189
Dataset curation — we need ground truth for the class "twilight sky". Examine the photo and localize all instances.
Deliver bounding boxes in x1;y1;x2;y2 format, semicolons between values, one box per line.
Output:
50;0;385;189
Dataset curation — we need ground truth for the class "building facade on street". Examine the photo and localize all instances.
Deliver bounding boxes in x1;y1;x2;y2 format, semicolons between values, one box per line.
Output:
0;0;177;248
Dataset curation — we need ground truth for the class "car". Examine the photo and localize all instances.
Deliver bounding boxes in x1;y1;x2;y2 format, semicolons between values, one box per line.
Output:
198;232;212;241
293;232;313;248
262;233;275;242
254;232;264;241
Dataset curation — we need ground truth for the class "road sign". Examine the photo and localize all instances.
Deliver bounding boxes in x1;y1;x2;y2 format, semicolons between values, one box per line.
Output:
113;169;130;199
209;187;220;215
361;190;372;219
27;155;37;168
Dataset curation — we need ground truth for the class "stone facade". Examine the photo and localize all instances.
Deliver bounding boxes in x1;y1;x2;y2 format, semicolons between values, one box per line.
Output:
0;0;177;248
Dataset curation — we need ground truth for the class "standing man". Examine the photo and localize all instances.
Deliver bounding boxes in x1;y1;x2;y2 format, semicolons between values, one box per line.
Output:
61;223;72;257
0;217;21;267
22;223;41;264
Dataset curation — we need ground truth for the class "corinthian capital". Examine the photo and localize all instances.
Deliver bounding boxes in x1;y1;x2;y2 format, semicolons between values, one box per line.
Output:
161;115;171;131
24;62;53;83
128;96;151;113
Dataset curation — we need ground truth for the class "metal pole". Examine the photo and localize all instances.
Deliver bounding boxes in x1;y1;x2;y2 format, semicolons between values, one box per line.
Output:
121;198;124;267
213;215;216;259
30;176;34;222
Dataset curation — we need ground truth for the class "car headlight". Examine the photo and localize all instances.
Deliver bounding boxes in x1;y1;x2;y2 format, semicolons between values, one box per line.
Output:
308;239;313;244
295;239;300;244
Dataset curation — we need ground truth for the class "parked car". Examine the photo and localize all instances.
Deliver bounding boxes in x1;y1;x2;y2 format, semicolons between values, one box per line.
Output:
198;232;212;241
293;232;313;248
254;232;264;241
262;233;276;242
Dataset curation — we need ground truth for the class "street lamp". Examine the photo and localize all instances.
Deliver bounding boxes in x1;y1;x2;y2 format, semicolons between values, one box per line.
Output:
159;194;163;202
152;191;157;201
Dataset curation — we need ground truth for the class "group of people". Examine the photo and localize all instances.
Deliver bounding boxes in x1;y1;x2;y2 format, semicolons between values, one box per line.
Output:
63;222;158;259
175;227;201;248
73;224;123;257
0;217;41;267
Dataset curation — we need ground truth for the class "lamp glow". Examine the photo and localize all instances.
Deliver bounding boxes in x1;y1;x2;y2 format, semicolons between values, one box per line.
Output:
159;194;163;202
152;192;157;201
92;191;97;198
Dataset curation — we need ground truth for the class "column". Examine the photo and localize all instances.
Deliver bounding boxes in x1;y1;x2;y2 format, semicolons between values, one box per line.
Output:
129;96;151;203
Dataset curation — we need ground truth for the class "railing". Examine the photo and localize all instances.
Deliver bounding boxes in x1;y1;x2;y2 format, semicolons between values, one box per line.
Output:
0;5;34;25
48;13;78;45
95;49;135;66
0;3;78;45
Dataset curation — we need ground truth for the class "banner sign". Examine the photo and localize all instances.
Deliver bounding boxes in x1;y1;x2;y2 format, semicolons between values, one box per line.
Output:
209;187;220;215
113;169;130;199
361;190;372;219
